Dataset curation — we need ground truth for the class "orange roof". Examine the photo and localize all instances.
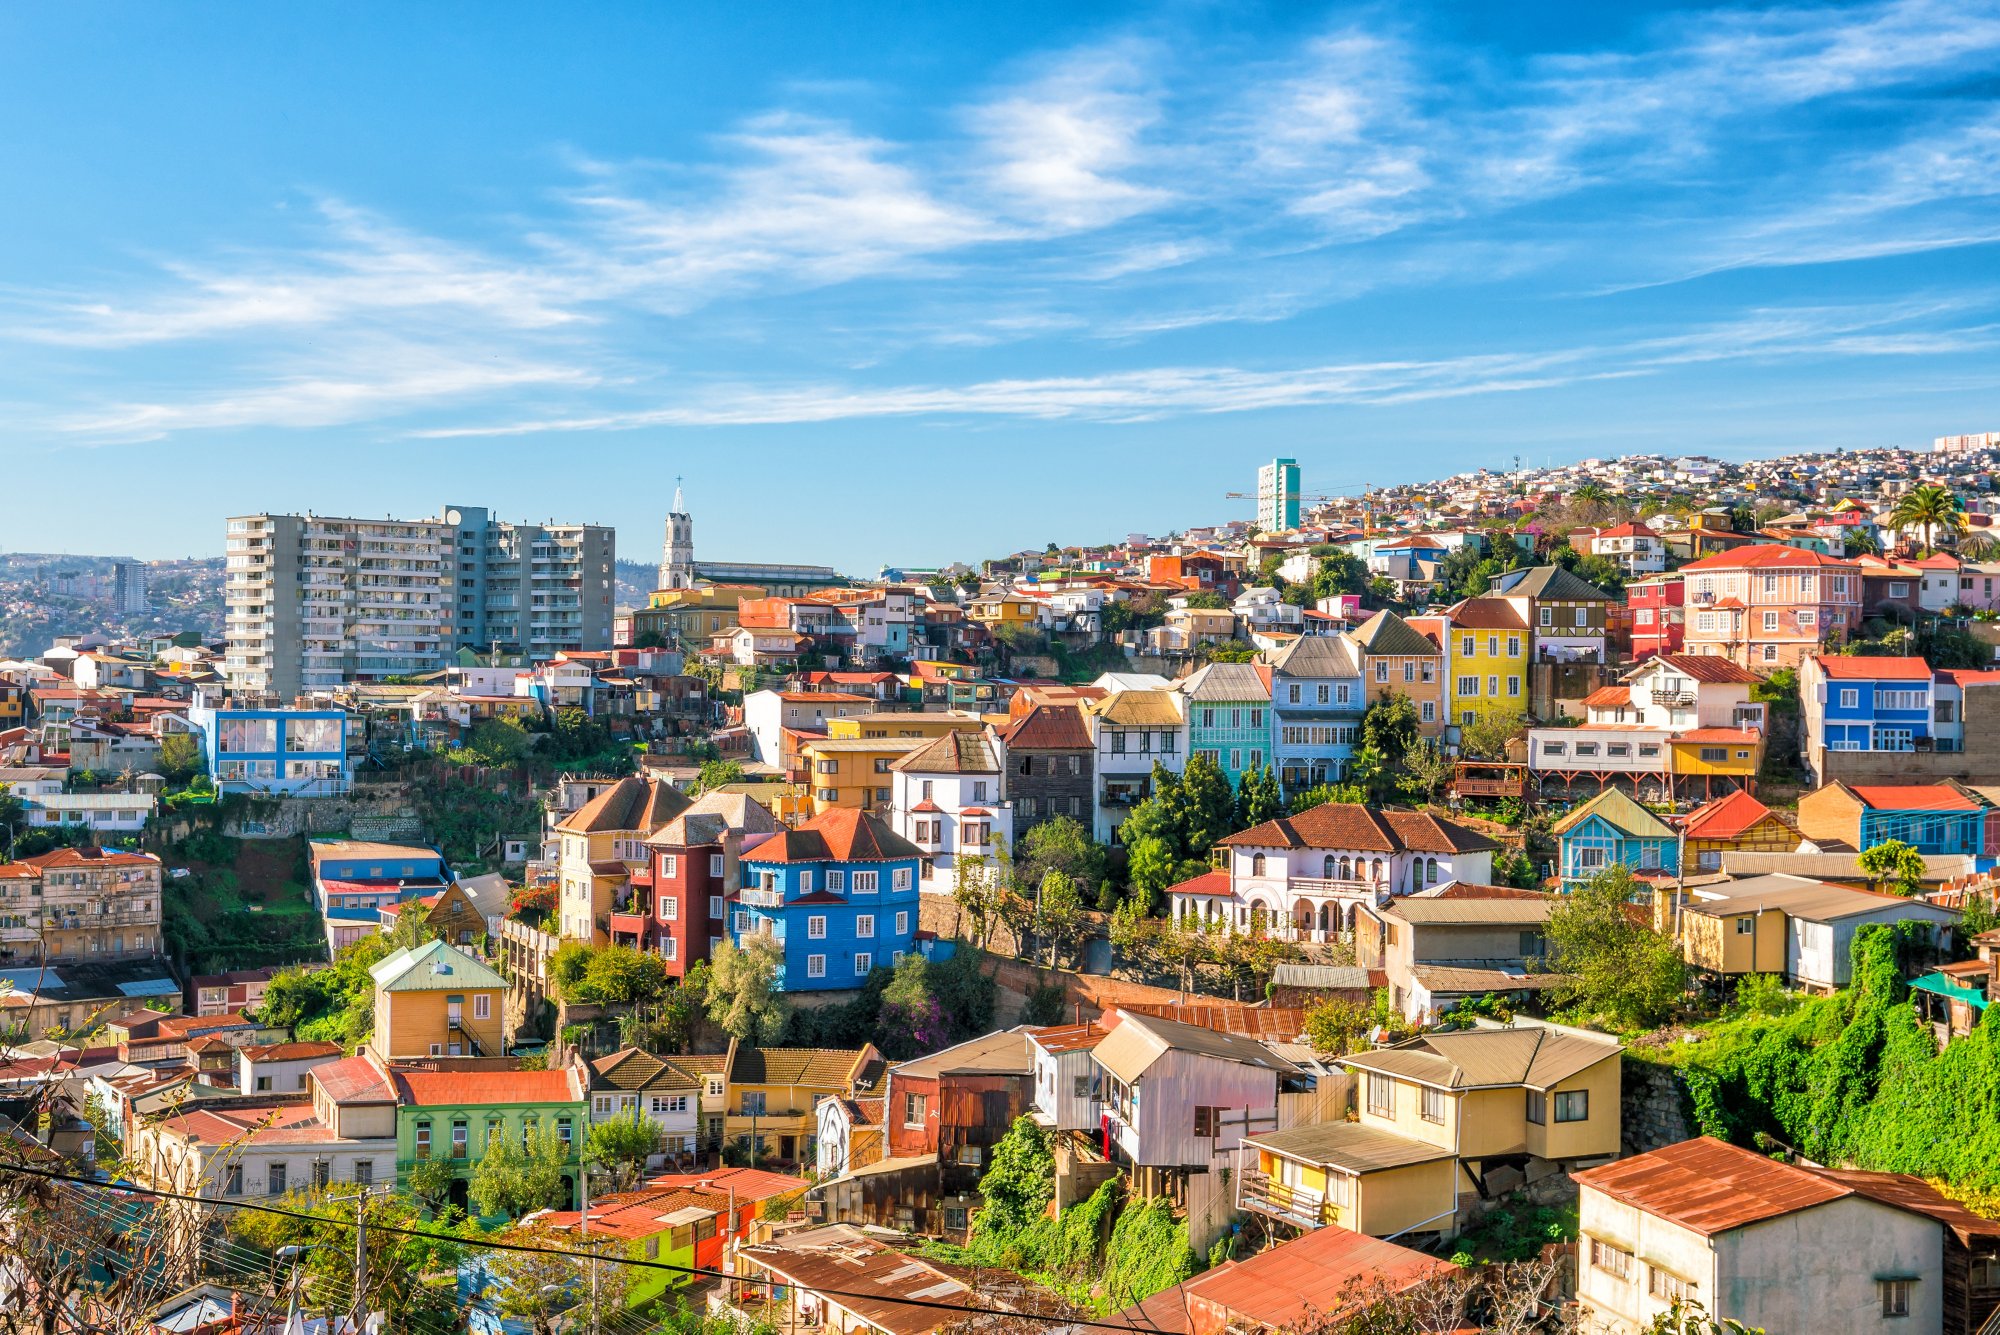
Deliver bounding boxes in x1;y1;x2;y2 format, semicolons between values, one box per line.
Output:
1847;784;1983;812
1182;1224;1457;1328
639;1165;804;1201
1682;544;1856;572
1937;669;2000;688
1165;870;1233;898
741;807;920;864
1582;686;1630;710
1651;654;1762;684
1812;655;1933;681
1680;789;1779;841
390;1065;584;1107
1675;728;1760;744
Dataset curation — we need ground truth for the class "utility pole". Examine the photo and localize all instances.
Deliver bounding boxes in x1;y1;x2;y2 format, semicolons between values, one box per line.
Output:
352;1187;367;1334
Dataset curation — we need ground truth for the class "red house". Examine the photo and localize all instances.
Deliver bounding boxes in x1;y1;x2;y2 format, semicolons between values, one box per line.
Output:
1626;573;1684;661
609;795;779;976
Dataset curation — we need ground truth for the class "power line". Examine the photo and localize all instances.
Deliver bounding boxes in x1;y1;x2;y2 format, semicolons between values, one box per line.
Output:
2;1163;1167;1333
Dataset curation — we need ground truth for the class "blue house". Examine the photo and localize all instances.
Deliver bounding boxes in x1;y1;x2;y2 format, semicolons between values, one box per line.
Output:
1799;783;1990;859
308;839;453;954
186;687;351;796
1800;655;1937;783
1268;634;1365;798
1550;789;1680;890
731;809;923;992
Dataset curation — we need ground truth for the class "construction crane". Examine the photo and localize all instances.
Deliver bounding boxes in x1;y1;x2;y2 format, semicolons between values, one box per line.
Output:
1225;483;1379;535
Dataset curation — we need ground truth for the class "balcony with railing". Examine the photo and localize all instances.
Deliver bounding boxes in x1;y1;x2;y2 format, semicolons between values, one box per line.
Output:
738;886;785;909
1238;1168;1338;1230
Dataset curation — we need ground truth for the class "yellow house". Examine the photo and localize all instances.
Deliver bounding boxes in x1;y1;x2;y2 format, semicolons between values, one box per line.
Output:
366;939;507;1061
1679;789;1795;876
629;583;765;647
555;775;691;945
1349;610;1448;735
1339;1023;1623;1208
965;596;1043;628
724;1043;885;1165
1444;598;1531;731
824;712;985;742
798;736;932;815
1239;1122;1459;1239
1666;728;1764;798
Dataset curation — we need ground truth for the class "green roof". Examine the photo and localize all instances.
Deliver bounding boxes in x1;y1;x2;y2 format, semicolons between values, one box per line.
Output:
369;938;507;993
1551;787;1676;840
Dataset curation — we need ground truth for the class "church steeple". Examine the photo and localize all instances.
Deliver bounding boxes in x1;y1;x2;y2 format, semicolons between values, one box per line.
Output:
658;477;696;590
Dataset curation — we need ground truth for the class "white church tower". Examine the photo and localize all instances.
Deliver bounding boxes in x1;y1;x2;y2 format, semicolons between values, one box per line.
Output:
658;479;696;590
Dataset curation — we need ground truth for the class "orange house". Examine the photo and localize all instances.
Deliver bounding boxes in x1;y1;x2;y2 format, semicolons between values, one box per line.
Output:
1679;789;1796;876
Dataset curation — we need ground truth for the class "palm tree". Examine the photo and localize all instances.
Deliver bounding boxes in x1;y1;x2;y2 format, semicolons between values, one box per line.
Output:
1957;532;2000;562
1888;484;1968;555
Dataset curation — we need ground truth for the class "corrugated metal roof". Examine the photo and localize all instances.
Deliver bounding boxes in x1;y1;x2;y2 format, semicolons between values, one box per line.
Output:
1342;1025;1619;1090
1269;963;1372;989
891;1028;1035;1079
1689;874;1962;923
1720;850;1974;881
1382;897;1555;926
1184;1225;1457;1329
1246;1121;1454;1173
1093;1010;1299;1085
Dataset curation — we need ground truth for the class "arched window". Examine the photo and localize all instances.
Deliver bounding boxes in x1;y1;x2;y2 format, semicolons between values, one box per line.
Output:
1370;858;1384;882
1251;853;1267;876
1338;856;1353;880
1323;855;1337;878
1427;857;1439;885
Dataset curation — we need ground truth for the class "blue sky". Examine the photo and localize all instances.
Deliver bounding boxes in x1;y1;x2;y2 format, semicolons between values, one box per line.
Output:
3;0;1999;572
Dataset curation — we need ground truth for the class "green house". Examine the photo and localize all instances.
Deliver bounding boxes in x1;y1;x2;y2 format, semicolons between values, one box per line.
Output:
1180;661;1273;785
389;1062;589;1213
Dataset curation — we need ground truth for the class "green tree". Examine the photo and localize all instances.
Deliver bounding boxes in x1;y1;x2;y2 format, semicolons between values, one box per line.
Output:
706;936;787;1042
1857;839;1928;896
1459;706;1526;761
1289;781;1366;814
1014;816;1106;894
1843;528;1882;557
578;943;669;1004
1233;765;1284;828
1361;693;1420;769
1398;736;1452;804
1120;766;1187;861
584;1107;661;1190
1302;997;1371;1055
455;717;533;768
974;1115;1056;1234
468;1123;571;1219
952;849;1000;949
1888;483;1968;555
1181;590;1227;610
1124;835;1180;914
1203;640;1257;663
1643;1302;1765;1334
1311;550;1368;600
693;759;744;794
229;1185;471;1331
1545;865;1687;1028
1032;869;1089;968
548;939;594;1001
157;733;202;781
1177;753;1236;856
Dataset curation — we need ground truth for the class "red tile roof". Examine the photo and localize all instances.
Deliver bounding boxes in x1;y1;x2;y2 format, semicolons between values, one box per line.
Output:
1001;703;1093;750
1682;544;1857;571
1680;789;1779;841
639;1165;805;1201
1651;654;1762;684
1937;669;2000;687
741;808;920;864
1812;655;1934;681
390;1065;584;1107
1218;804;1497;856
1582;686;1630;710
555;776;692;836
1847;784;1983;812
1183;1224;1457;1329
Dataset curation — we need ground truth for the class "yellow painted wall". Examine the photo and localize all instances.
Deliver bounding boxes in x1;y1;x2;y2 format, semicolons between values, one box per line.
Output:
1669;739;1764;777
1356;1158;1459;1237
800;744;905;813
826;715;981;741
1526;1055;1623;1161
1445;627;1530;729
374;986;504;1060
1355;1072;1460;1153
1684;908;1789;976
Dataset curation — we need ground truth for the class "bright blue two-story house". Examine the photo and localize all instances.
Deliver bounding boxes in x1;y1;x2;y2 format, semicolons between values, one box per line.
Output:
1800;782;1990;859
731;809;923;992
1799;655;1939;785
1268;634;1365;798
186;686;352;796
1550;789;1681;890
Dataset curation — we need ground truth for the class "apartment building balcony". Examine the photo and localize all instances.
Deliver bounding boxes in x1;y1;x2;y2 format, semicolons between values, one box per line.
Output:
1238;1168;1335;1230
43;909;158;929
738;886;785;909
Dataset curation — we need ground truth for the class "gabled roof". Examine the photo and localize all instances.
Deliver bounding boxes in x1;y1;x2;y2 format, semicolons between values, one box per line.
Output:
1347;610;1440;658
999;704;1092;751
1811;654;1934;682
1178;662;1272;702
1217;804;1497;855
1445;597;1530;631
1491;565;1615;603
730;1045;877;1089
310;1055;397;1105
1092;1009;1298;1084
890;1028;1035;1079
1645;654;1763;684
590;1047;701;1093
555;776;692;836
1575;1136;2000;1241
368;939;507;993
1340;1024;1620;1091
739;808;920;864
889;730;999;775
1267;633;1360;678
1680;789;1783;841
1549;787;1676;839
390;1063;586;1108
1682;544;1856;571
1173;1224;1456;1331
1845;783;1983;812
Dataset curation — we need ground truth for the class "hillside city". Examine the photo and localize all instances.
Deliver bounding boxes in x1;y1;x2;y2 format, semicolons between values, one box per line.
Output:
3;433;2000;1333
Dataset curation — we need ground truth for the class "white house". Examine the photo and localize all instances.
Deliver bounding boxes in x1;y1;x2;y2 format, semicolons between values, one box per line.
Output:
586;1047;702;1162
1027;1021;1109;1132
813;1095;885;1181
1091;1010;1298;1183
23;791;156;834
1575;1137;2000;1335
887;731;1014;896
1083;690;1187;843
1586;523;1667;576
742;690;874;766
1177;803;1497;942
235;1041;344;1096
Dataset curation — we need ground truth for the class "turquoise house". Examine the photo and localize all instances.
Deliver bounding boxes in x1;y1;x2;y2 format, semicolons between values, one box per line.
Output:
1550;789;1680;890
1179;661;1272;786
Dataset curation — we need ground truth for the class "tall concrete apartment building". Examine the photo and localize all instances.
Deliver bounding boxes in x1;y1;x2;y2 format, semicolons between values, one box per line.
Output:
225;505;614;698
1258;457;1301;533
